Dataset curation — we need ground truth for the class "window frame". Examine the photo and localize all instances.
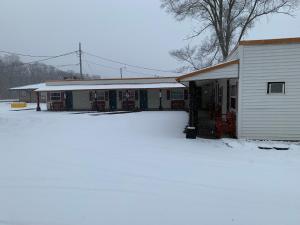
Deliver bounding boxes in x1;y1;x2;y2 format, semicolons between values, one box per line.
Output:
267;82;285;94
96;91;106;101
170;89;184;101
50;92;62;101
123;90;135;101
230;84;237;110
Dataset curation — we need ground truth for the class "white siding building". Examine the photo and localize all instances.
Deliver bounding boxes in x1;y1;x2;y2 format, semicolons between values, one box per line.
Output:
178;37;300;141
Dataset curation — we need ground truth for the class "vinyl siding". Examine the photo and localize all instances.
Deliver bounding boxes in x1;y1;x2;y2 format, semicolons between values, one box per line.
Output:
239;43;300;140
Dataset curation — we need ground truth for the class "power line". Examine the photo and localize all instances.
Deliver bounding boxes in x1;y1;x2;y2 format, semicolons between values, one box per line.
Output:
83;51;179;74
55;63;79;68
83;59;159;77
24;51;78;65
84;59;96;76
0;49;59;58
1;51;78;69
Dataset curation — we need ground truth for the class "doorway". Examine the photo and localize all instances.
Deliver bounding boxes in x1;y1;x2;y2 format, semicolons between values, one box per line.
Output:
139;90;148;110
109;90;117;111
65;91;73;110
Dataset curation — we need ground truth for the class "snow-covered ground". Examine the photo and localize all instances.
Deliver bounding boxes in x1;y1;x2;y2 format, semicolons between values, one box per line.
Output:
0;102;299;225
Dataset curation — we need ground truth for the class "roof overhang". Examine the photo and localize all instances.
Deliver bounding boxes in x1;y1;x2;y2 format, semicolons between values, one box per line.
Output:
35;82;185;92
177;60;239;82
10;83;46;91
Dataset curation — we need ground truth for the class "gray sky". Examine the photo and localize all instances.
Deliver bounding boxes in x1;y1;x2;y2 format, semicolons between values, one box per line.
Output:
1;0;300;78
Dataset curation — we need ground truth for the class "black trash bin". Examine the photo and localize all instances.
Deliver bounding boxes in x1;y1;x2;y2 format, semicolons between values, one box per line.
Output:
186;127;197;139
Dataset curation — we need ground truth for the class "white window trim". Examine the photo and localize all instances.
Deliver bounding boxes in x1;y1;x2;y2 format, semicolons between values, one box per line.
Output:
267;82;285;95
230;84;237;111
50;92;62;101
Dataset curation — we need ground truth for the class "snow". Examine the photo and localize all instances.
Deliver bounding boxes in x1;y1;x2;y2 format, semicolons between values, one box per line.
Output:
10;83;46;90
35;82;185;92
0;102;300;225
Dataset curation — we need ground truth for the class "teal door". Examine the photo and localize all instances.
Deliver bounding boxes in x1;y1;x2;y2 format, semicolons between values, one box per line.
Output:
109;90;117;111
139;90;148;110
65;91;73;110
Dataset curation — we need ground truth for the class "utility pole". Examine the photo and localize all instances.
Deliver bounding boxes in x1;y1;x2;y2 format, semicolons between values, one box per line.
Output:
120;67;123;79
120;66;126;79
79;42;83;79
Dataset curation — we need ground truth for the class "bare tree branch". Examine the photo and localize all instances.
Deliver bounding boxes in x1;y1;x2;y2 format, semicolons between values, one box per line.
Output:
161;0;298;71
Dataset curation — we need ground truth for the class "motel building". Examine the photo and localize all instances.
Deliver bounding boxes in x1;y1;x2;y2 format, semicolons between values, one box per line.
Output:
11;37;300;141
12;77;189;112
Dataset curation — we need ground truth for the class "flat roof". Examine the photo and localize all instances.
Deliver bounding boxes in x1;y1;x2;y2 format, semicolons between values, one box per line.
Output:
10;83;46;91
46;76;179;83
35;82;185;92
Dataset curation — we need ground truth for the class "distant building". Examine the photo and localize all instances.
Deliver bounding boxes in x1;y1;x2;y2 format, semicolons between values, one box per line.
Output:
10;83;46;103
20;77;188;112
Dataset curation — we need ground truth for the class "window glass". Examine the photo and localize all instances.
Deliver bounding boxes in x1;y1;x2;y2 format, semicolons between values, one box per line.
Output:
50;92;61;101
230;84;237;110
230;98;236;109
230;85;237;97
96;91;105;101
170;89;184;100
123;90;135;100
268;82;285;94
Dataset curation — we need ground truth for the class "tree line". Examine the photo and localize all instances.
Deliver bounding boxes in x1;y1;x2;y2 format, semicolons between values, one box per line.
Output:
0;54;81;99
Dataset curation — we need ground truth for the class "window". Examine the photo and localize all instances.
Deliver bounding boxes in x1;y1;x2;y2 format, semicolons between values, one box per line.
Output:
96;91;105;101
170;89;184;100
123;90;135;100
268;82;285;94
230;84;237;110
50;92;61;101
230;85;237;96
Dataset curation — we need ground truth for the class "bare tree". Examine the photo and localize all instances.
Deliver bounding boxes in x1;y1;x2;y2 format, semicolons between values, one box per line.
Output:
161;0;298;71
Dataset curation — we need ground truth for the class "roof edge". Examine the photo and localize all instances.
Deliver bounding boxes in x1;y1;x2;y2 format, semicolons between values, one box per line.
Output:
46;76;179;83
176;60;239;81
240;37;300;46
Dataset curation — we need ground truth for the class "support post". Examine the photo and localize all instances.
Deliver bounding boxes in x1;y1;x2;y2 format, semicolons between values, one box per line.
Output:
189;81;198;127
159;89;162;110
186;81;198;139
125;90;129;111
36;92;41;111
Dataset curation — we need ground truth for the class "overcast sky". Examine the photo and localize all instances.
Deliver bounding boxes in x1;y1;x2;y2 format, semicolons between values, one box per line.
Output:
1;0;300;78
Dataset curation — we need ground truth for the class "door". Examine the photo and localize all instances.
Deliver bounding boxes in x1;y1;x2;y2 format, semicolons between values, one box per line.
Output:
139;90;148;110
109;90;117;111
65;91;73;110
